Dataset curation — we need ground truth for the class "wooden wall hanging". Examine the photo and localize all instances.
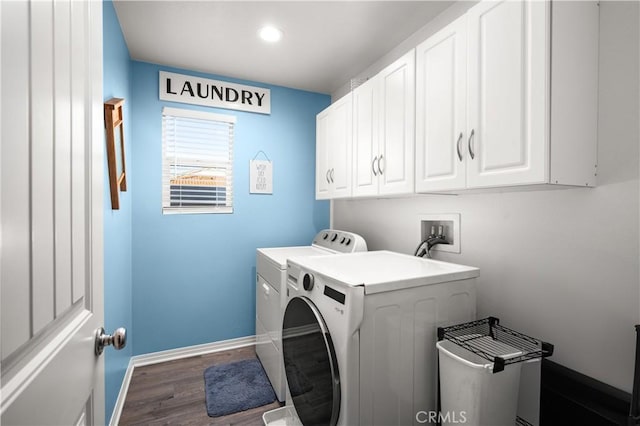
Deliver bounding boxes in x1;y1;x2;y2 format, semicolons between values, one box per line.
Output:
104;98;127;209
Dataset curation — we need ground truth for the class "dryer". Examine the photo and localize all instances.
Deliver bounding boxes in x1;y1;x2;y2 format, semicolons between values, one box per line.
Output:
256;229;366;402
281;251;479;426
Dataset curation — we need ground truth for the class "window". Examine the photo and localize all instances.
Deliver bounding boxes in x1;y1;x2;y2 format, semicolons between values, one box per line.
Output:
162;107;235;214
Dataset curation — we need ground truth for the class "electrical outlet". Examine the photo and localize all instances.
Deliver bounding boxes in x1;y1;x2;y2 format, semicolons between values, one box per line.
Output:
419;214;461;254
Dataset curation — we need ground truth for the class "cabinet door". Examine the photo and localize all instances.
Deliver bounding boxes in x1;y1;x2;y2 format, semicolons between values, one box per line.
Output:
327;94;352;199
315;109;331;200
466;0;548;188
378;50;415;196
352;77;379;197
415;15;467;192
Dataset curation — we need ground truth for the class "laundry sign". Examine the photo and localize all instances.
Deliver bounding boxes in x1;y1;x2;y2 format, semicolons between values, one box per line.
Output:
159;71;271;115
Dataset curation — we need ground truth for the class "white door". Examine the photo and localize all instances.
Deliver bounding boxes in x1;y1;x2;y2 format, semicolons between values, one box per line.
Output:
415;15;467;192
378;50;415;196
315;110;331;200
327;94;352;199
466;0;548;188
352;77;379;197
1;1;106;425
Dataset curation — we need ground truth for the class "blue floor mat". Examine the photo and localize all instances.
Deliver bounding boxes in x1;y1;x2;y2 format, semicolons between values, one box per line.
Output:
204;358;276;417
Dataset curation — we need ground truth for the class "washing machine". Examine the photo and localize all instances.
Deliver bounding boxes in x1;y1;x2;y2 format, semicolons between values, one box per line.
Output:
256;229;367;402
280;250;479;426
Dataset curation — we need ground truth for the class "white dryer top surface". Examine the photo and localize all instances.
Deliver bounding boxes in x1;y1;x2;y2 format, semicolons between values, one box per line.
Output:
257;246;333;270
288;250;480;294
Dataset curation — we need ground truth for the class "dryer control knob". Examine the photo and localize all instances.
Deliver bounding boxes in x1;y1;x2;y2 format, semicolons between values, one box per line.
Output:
303;273;314;291
331;234;338;242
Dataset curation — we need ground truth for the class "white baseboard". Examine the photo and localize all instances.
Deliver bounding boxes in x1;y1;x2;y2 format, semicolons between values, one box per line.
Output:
108;357;134;426
108;335;256;426
131;335;256;367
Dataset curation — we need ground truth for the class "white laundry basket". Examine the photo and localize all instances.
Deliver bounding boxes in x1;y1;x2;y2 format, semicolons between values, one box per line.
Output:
262;406;301;426
436;338;523;426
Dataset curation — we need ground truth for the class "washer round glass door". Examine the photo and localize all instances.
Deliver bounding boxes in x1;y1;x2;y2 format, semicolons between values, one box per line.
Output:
282;296;340;426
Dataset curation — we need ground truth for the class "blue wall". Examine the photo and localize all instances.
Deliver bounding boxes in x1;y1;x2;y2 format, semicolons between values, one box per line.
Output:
103;1;133;423
102;3;329;418
130;61;330;354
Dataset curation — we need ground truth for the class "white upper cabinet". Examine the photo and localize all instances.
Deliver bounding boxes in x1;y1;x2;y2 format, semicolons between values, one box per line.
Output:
320;0;598;199
378;50;415;196
416;0;598;193
415;15;467;192
466;0;547;188
352;76;379;197
316;93;352;200
352;50;415;198
316;109;330;199
547;1;599;187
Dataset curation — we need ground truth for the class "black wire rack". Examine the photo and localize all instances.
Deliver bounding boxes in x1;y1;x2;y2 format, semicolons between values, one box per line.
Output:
437;317;554;373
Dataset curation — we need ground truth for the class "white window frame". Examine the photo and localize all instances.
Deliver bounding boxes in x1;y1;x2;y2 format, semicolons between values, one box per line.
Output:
162;107;236;214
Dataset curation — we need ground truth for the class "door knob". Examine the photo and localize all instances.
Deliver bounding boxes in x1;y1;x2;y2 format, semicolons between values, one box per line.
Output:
95;327;127;355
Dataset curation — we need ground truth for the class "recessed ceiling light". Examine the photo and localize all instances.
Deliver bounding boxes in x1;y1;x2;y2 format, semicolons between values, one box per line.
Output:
259;26;283;43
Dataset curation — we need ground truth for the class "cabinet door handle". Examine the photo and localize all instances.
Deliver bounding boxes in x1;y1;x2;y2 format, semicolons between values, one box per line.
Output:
372;156;378;176
378;155;384;175
468;129;475;160
456;132;464;162
330;168;335;183
326;169;331;183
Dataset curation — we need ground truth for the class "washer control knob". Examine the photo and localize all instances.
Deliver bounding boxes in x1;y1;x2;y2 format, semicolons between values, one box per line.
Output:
323;233;329;240
340;237;346;244
303;273;314;291
345;238;351;246
331;234;338;242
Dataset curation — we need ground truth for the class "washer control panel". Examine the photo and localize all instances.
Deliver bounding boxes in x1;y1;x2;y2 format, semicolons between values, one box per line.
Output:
312;229;367;253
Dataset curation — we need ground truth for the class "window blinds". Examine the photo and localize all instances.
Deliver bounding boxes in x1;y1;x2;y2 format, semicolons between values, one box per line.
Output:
162;107;236;214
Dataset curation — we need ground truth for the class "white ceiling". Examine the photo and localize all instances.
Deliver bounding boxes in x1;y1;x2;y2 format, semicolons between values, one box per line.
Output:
113;1;453;94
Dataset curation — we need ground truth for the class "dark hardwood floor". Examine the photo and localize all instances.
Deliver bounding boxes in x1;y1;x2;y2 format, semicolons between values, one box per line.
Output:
118;346;283;425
